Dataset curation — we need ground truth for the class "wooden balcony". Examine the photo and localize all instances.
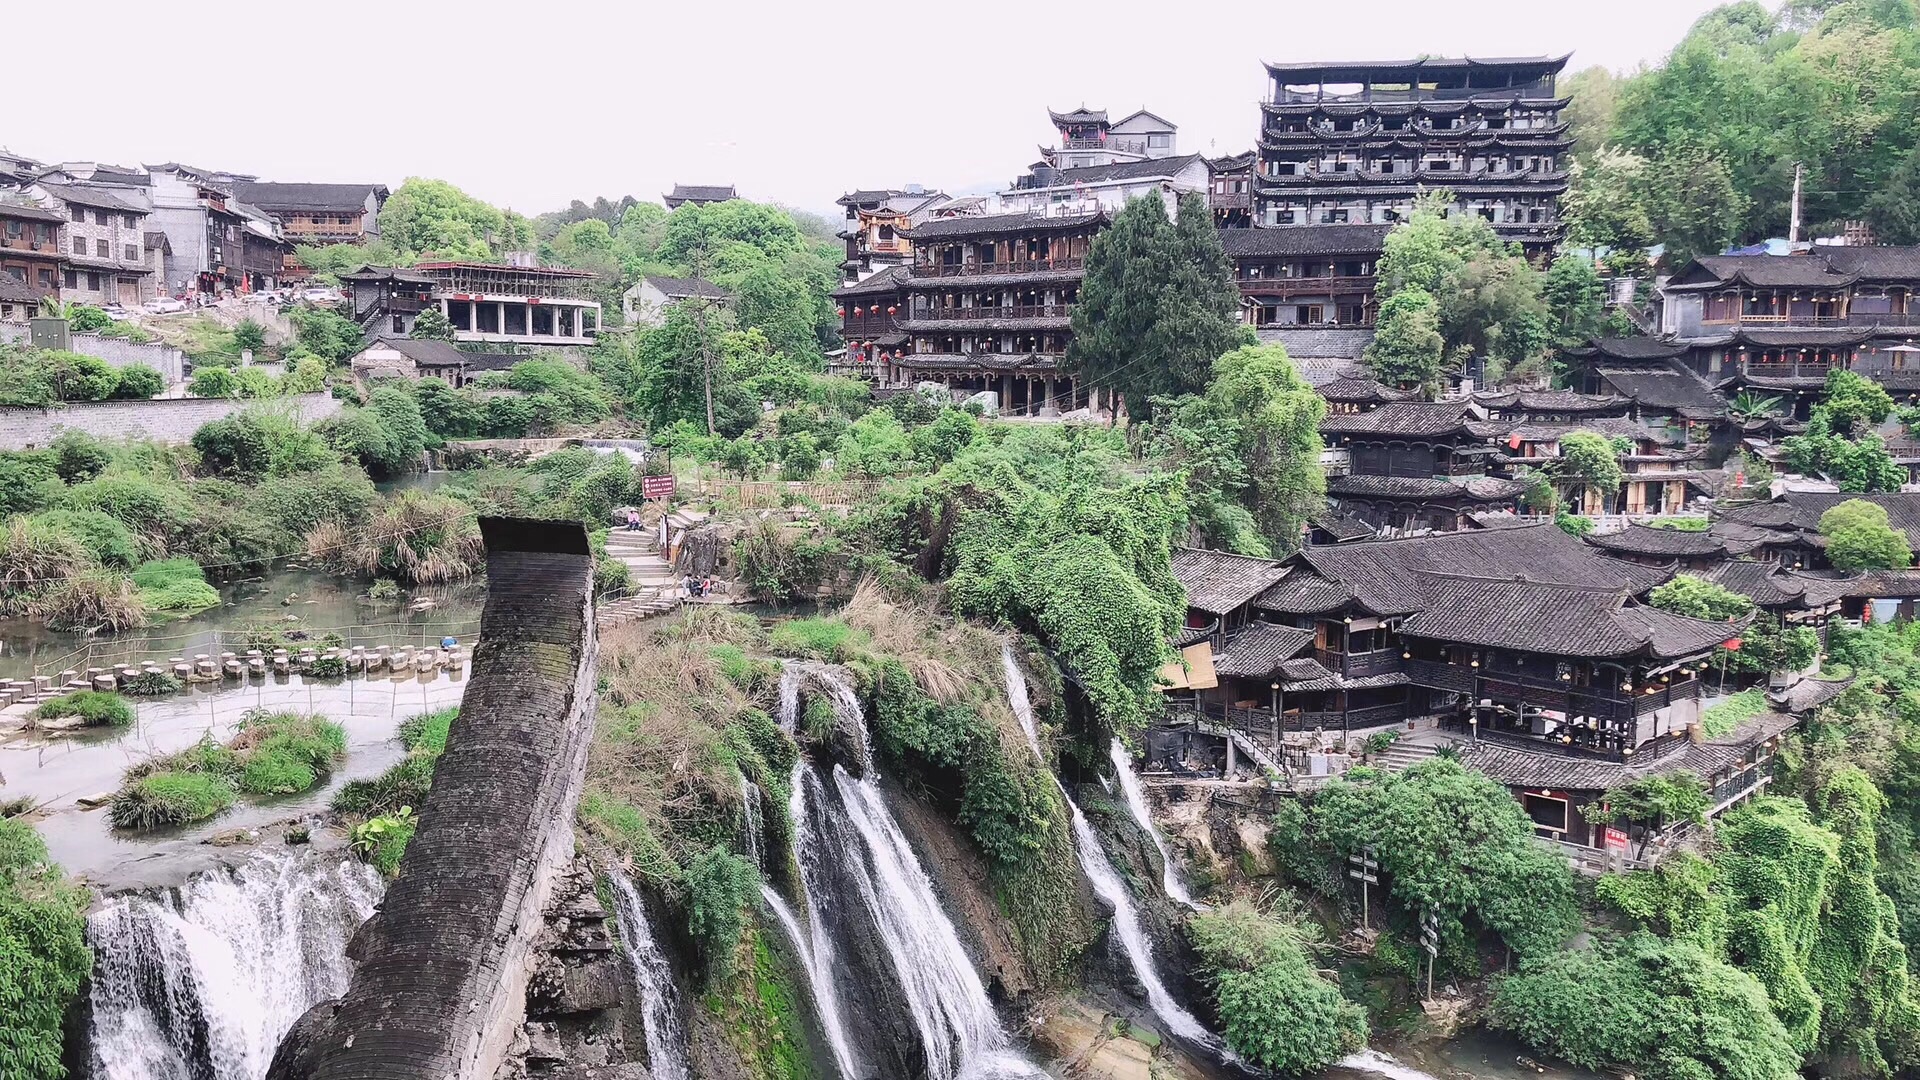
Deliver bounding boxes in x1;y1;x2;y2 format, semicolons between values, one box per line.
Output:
1703;312;1920;328
1239;275;1375;298
840;315;899;337
905;303;1074;322
913;257;1085;279
1314;647;1402;679
383;295;432;314
1210;192;1252;209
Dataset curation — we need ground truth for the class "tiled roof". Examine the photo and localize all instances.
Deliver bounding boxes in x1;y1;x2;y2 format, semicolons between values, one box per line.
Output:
666;184;737;203
1824;246;1920;281
1219;224;1392;257
833;265;912;298
36;182;143;213
365;335;466;367
231;182;383;213
1706;560;1808;608
1170;548;1290;615
1593;366;1724;415
1398;573;1740;658
1723;492;1920;548
1327;474;1527;500
1570;337;1688;361
1320;400;1474;437
1047;154;1204;185
903;210;1105;240
1255;571;1356;614
1213;622;1316;677
1470;416;1676;445
1510;389;1625;412
1771;675;1855;714
1049;107;1108;125
1671;255;1854;290
1312;514;1376;541
1256;326;1375;360
0;276;39;304
1291;523;1671;616
1585;523;1728;558
0;202;65;223
1319;375;1414;403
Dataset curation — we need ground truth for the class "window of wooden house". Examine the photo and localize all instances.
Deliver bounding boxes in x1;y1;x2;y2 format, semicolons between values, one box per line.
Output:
39;268;55;288
1522;792;1570;833
64;270;77;288
123;214;137;228
97;239;109;258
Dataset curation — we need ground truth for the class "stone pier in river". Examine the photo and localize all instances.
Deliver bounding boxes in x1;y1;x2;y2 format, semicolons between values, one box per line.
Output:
266;516;602;1080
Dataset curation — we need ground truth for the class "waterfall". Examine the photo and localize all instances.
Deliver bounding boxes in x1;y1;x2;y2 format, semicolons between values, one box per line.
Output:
778;663;1044;1080
1335;1048;1445;1080
85;850;382;1080
740;774;765;867
1108;737;1201;910
761;875;861;1079
1000;646;1217;1050
608;871;691;1080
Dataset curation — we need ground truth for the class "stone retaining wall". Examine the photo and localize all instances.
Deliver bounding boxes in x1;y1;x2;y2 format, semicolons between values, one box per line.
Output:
0;322;187;385
0;391;340;450
268;517;599;1080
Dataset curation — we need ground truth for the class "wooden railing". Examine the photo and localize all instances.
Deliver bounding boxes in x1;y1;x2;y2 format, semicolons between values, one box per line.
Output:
1238;276;1375;297
914;257;1085;278
1314;648;1402;679
904;304;1074;322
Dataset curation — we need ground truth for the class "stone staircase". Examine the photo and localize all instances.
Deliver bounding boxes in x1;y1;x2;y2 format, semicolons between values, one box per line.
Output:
1369;739;1442;772
597;528;682;629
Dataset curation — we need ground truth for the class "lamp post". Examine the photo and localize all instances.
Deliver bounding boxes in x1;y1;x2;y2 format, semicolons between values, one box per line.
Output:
1271;680;1282;746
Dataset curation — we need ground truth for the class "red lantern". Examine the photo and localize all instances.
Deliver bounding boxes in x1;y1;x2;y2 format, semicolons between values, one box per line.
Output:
836;307;845;317
887;305;897;315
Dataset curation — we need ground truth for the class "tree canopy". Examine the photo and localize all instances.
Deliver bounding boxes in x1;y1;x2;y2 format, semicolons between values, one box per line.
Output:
378;178;532;261
1820;498;1914;570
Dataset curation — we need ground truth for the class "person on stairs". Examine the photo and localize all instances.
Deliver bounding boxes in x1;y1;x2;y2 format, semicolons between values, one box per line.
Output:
625;507;641;531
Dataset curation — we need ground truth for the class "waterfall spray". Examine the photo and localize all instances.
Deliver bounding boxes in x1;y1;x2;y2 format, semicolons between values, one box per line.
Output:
608;871;691;1080
1109;737;1201;910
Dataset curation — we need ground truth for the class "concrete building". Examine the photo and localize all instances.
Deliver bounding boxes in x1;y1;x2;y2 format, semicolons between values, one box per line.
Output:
344;262;601;348
835;187;951;282
1045;107;1181;169
620;275;729;327
999;154;1210;220
349;336;526;387
30;181;155;306
230;182;389;245
145;163;251;296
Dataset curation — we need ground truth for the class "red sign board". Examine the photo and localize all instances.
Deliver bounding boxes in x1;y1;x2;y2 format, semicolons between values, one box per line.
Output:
640;475;676;500
1603;827;1629;851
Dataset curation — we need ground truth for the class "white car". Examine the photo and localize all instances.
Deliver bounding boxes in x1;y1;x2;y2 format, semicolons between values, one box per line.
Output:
101;305;133;322
301;287;340;304
144;296;187;314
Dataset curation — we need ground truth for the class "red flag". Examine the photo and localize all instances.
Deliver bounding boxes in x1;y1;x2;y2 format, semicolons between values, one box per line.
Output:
1723;638;1743;651
1507;434;1522;450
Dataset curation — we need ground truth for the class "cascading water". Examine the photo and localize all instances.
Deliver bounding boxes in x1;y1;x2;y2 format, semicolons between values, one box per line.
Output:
1334;1047;1445;1080
608;870;691;1080
85;849;382;1080
777;662;1045;1080
1108;737;1201;910
760;875;862;1079
740;774;765;867
1000;646;1217;1049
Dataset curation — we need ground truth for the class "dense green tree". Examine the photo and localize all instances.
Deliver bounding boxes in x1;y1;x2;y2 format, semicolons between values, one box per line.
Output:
1651;573;1759;621
291;306;366;364
409;306;456;343
0;818;92;1080
1069;193;1249;418
188;366;240;398
1541;254;1610;347
1554;432;1625;510
110;363;164;400
1866;145;1920;244
378;178;524;260
1820;499;1914;570
1189;902;1367;1075
1364;286;1447;393
659;200;805;265
1563;65;1625;154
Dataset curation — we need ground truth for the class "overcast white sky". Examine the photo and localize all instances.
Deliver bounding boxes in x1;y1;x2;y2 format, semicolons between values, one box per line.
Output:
9;0;1732;221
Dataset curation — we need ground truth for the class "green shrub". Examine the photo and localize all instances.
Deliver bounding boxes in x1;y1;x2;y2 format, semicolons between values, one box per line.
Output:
188;366;240;398
683;846;759;985
132;557;221;614
350;807;415;877
239;752;317;796
0;817;92;1080
119;669;182;696
112;363;165;399
30;690;133;729
49;430;110;484
1189;902;1367;1075
767;617;865;661
332;755;436;817
28;508;140;568
400;706;457;755
109;771;235;829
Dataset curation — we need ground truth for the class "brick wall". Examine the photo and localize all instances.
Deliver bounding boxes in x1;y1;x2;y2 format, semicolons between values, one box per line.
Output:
0;391;340;450
0;323;187;385
267;518;599;1080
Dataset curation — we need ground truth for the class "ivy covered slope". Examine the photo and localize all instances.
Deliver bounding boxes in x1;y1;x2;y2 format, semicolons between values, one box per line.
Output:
0;817;91;1080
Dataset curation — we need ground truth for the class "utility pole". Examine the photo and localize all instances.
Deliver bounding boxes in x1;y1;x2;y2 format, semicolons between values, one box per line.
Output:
1789;162;1804;245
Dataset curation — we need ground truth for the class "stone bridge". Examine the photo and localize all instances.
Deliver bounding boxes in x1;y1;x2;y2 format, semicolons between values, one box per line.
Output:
268;516;602;1080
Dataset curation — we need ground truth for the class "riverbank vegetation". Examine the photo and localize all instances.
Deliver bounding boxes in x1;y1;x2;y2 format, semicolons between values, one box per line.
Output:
333;706;458;876
0;817;91;1080
108;709;347;829
28;690;133;730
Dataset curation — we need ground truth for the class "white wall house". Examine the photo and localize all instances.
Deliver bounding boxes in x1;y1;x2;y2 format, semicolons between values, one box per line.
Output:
620;275;730;327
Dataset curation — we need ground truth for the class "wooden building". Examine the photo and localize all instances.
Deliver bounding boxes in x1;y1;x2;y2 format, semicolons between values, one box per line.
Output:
1320;401;1528;530
831;265;910;382
835;187;951;282
1220;223;1390;329
1209;151;1255;228
0;201;66;302
230;182;389;246
890;210;1115;414
1255;55;1570;254
664;184;737;210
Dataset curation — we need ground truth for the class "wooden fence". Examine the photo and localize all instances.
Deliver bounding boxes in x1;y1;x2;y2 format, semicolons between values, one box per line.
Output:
692;478;889;509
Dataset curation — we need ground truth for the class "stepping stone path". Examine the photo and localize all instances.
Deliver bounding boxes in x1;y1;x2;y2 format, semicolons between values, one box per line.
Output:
598;527;683;629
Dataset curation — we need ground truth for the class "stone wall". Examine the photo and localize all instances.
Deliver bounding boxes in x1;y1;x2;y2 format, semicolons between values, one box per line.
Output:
0;322;187;385
0;391;340;450
267;518;600;1080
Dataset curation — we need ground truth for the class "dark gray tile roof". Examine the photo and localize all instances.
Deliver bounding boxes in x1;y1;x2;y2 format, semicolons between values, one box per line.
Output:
36;182;143;213
1824;246;1920;281
1511;389;1625;412
231;182;384;213
1319;375;1414;403
1770;675;1854;714
1570;337;1688;361
0;276;40;303
1321;400;1474;437
458;351;526;372
903;210;1106;240
1050;155;1203;185
1049;107;1108;125
1327;474;1527;500
1213;622;1316;677
833;264;912;299
368;336;466;367
1219;224;1393;257
1706;560;1808;608
666;184;737;203
1292;523;1672;616
1672;255;1855;290
0;202;65;223
1170;548;1290;614
1585;524;1729;558
1256;326;1375;360
1398;573;1740;658
1593;366;1724;415
1256;571;1356;614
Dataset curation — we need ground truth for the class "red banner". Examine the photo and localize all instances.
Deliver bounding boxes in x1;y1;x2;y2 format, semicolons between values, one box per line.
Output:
1723;638;1743;651
640;475;676;500
1603;827;1629;851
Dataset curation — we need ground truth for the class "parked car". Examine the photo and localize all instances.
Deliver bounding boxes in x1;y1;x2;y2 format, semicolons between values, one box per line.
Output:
301;287;341;304
144;296;187;314
101;304;133;322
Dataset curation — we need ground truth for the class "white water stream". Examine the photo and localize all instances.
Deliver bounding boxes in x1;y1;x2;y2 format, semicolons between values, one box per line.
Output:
608;870;691;1080
777;662;1044;1080
1108;737;1201;910
85;850;382;1080
999;647;1217;1049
